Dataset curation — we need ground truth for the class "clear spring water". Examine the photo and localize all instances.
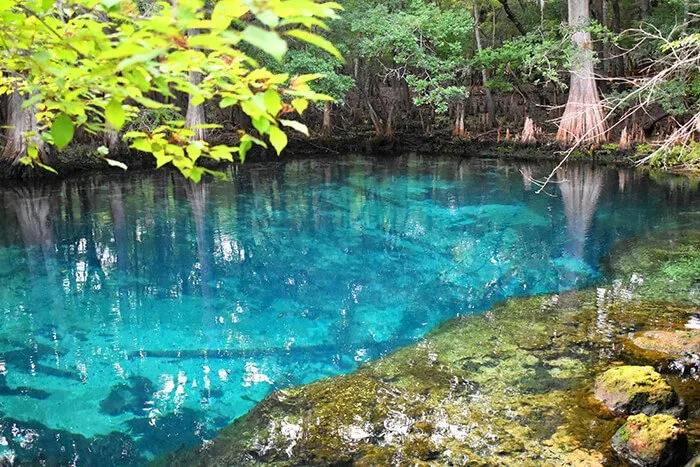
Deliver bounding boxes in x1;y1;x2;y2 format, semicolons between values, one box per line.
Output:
0;155;698;464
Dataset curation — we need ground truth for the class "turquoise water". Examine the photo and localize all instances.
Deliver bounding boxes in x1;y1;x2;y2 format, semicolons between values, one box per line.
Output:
0;155;698;464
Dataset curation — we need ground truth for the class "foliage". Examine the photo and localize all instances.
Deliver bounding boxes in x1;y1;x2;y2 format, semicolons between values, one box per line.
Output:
0;0;342;180
471;23;613;91
621;32;700;169
643;141;700;170
281;49;354;106
345;0;474;114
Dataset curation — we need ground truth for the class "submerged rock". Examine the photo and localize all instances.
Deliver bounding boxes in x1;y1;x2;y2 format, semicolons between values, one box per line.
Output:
162;228;700;466
99;375;154;416
604;230;700;305
611;414;688;467
628;330;700;377
594;366;683;417
632;330;700;357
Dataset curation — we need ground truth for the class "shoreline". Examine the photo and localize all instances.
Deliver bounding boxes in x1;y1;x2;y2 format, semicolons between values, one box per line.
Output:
0;136;649;183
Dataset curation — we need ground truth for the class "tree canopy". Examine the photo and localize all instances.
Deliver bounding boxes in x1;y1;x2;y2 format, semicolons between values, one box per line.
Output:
0;0;343;180
1;0;698;173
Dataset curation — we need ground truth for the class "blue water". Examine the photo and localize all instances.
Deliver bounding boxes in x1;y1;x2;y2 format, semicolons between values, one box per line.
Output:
0;155;698;464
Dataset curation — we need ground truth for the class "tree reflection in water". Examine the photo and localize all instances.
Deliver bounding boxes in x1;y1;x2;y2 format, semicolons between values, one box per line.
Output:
557;165;605;259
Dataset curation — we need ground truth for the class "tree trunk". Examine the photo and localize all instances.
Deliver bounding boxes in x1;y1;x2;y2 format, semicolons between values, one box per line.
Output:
321;101;332;138
185;70;207;141
367;100;384;137
521;116;538;143
600;0;611;80
1;91;47;163
453;102;468;138
385;101;395;136
473;0;495;128
611;0;624;76
104;127;120;154
556;0;607;144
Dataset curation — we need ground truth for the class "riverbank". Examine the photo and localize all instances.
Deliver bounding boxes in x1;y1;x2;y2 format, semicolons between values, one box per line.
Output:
0;134;655;181
160;228;700;466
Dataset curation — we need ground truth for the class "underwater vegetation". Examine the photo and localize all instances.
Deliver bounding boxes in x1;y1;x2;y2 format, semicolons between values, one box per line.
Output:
163;228;700;466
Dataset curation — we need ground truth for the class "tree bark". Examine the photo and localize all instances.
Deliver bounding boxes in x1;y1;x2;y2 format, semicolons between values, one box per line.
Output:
1;91;47;163
321;101;332;137
367;100;384;137
185;70;207;141
473;0;495;128
611;0;624;76
556;0;607;144
185;29;206;141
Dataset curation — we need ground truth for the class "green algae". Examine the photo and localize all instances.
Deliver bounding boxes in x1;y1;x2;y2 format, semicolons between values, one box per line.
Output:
604;229;700;304
612;414;688;467
164;229;700;466
593;366;680;416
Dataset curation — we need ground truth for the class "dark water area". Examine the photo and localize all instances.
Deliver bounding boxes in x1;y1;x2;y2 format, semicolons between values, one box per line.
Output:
0;155;698;464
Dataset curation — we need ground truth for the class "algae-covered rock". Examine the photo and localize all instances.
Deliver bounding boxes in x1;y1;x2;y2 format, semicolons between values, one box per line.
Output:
594;366;682;416
611;414;688;467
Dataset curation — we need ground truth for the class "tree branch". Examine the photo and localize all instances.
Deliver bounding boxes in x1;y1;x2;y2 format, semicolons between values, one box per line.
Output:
496;0;527;36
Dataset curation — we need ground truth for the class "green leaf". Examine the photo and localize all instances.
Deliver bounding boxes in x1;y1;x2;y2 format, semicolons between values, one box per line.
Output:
155;155;174;168
51;113;74;150
40;0;54;13
186;143;202;160
291;98;309;114
97;145;109;155
284;29;343;61
185;166;204;183
238;139;252;163
242;26;288;61
220;97;238;108
36;162;58;174
130;139;152;152
263;90;283;116
252;116;271;134
256;10;279;28
104;158;128;170
268;126;288;155
280;119;309;136
105;99;126;130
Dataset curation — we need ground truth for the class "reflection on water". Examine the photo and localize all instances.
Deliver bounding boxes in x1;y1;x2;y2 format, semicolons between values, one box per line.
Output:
558;165;604;259
0;155;698;464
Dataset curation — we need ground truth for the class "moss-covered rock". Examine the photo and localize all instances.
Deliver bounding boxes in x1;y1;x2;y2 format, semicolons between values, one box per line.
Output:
611;414;688;467
593;366;682;417
162;229;700;466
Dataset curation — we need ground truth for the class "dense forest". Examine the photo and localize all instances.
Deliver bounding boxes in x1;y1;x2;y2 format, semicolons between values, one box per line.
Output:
0;0;699;179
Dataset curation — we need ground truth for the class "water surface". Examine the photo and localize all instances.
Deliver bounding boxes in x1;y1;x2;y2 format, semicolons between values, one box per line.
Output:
0;155;698;464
